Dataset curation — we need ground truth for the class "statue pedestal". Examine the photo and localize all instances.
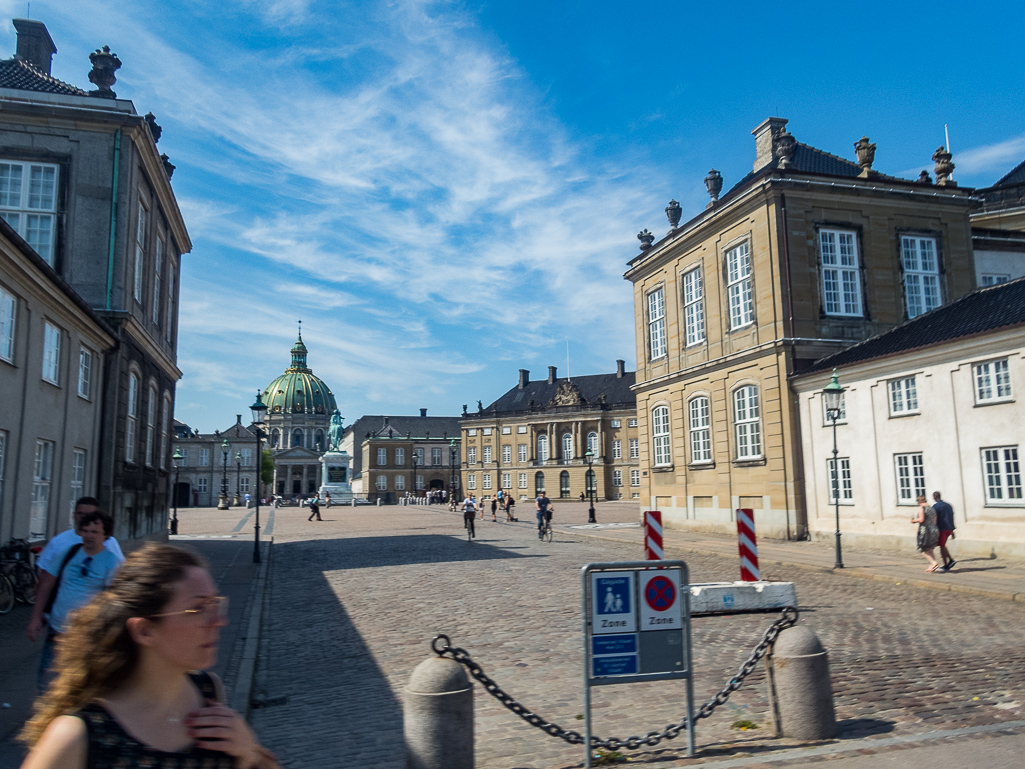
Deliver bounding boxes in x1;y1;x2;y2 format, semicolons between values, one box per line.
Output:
319;450;353;504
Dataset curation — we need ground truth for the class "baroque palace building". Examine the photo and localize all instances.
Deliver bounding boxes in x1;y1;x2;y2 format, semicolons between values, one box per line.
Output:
626;118;978;539
460;362;638;502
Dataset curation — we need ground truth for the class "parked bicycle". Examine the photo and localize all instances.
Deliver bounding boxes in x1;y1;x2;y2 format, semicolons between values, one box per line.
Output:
0;571;13;614
1;537;39;605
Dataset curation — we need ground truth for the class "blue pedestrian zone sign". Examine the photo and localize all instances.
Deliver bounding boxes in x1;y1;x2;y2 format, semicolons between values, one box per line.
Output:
591;573;636;634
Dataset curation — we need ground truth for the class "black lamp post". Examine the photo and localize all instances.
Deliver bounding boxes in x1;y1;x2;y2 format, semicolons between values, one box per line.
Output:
585;449;596;523
218;438;231;509
234;451;242;506
170;447;182;535
411;450;419;502
822;368;846;569
449;438;458;503
250;392;268;564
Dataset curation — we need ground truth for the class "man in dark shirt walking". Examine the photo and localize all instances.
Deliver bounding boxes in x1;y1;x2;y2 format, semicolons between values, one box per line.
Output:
932;491;956;571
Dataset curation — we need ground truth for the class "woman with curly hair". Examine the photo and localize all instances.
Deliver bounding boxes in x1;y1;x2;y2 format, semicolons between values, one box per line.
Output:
20;543;277;768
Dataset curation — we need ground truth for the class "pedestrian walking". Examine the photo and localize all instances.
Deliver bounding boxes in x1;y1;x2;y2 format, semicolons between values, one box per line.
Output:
307;493;322;521
535;491;551;540
932;491;957;571
462;494;478;539
19;544;280;769
27;511;121;693
912;494;941;572
491;497;498;522
325;492;332;508
506;495;516;521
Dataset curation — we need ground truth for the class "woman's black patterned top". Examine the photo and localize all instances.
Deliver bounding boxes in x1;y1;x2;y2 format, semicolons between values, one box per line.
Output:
74;671;235;769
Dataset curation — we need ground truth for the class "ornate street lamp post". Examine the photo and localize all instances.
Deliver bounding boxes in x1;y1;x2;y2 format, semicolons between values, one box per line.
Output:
411;450;419;503
585;449;596;523
218;438;231;509
449;438;458;505
250;392;268;564
822;369;846;570
170;447;182;535
234;451;242;506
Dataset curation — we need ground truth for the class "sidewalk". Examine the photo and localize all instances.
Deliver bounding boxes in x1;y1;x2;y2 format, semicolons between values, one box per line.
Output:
551;501;1025;602
0;536;267;767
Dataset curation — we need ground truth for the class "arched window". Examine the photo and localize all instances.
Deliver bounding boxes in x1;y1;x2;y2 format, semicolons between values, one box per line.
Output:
314;429;325;452
688;396;712;463
160;394;172;470
559;470;570;498
585;468;596;493
652;405;671;466
145;384;157;466
534;471;545;494
292;428;304;449
562;433;573;462
537;434;549;462
733;386;761;459
586;432;599;456
270;429;280;448
126;372;139;462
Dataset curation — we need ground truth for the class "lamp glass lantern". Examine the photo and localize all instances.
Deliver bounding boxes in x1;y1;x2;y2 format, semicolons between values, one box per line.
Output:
823;369;845;420
250;392;268;426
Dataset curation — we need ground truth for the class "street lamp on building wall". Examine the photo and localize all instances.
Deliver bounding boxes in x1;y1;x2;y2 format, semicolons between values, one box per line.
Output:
585;449;596;523
218;438;231;510
171;447;182;535
250;392;268;564
234;451;242;506
822;368;846;570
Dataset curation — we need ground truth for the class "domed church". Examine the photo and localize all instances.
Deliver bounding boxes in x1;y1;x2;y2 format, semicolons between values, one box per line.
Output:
263;329;340;498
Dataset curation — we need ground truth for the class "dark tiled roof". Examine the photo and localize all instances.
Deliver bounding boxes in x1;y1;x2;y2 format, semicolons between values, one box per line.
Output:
800;278;1025;375
0;57;86;95
479;371;636;416
993;159;1025;188
347;414;462;441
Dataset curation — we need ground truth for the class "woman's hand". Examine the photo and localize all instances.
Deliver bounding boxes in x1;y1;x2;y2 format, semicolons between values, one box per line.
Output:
185;701;263;768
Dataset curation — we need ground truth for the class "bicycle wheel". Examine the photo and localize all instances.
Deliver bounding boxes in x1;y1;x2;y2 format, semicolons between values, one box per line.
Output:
12;562;36;604
545;523;554;542
0;573;14;614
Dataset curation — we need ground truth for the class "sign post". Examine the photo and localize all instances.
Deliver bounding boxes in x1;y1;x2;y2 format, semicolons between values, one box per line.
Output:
582;560;694;767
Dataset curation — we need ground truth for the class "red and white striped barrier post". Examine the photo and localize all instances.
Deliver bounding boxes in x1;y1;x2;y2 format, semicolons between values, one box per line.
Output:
736;508;760;581
644;510;663;560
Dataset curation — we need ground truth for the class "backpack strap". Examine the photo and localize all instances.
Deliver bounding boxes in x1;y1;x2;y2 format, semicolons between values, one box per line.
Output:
44;542;83;614
188;670;220;702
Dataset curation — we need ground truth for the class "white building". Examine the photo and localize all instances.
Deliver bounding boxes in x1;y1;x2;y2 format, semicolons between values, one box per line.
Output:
794;278;1025;559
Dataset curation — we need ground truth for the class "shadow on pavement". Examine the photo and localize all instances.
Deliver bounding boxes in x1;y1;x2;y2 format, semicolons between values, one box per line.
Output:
285;534;545;571
836;717;896;738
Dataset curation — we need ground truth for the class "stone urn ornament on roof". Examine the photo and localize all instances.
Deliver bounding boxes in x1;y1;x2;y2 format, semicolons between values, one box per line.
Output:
665;199;682;230
704;169;723;207
932;146;955;186
854;136;876;177
88;45;121;98
637;229;654;250
775;130;796;169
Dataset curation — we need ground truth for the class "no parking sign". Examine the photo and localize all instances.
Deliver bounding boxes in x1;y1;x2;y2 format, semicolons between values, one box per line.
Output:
640;570;682;630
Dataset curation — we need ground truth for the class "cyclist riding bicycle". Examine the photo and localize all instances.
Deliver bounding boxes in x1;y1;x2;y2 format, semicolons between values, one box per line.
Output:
462;494;478;539
535;491;552;540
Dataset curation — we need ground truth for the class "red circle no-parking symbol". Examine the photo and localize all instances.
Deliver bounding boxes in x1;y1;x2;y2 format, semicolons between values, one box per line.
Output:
644;575;676;611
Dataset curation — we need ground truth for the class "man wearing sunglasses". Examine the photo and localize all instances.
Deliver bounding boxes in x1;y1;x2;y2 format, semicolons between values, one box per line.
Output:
27;511;121;691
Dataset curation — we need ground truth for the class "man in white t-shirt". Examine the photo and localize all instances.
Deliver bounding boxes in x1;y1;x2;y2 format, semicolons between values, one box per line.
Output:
35;497;124;575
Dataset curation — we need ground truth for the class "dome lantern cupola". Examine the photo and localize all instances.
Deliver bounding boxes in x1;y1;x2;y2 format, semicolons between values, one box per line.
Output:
262;326;337;417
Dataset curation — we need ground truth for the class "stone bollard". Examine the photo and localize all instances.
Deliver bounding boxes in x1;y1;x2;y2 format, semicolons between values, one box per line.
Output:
404;656;473;769
767;625;836;740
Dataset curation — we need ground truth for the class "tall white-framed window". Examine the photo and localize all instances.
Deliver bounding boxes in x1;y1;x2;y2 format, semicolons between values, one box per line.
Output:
901;236;941;318
415;475;424;491
651;405;672;466
538;434;549;462
561;433;573;461
482;473;492;490
241;477;251;493
726;241;754;329
152;236;164;326
42;321;60;384
198;477;208;494
30;439;54;538
827;457;853;503
159;397;170;470
70;448;86;510
483;445;492;464
629;438;639;459
0;286;14;362
178;448;188;466
395;475;405;491
377;448;387;466
888;376;918;415
467;474;476;490
733;385;761;459
518;444;527;462
630;469;640;486
166;259;176;342
0;161;58;265
612;439;622;460
819;229;862;316
502;472;511;488
395;447;405;466
432;447;443;465
376;474;387;491
587;432;599;455
647;286;667;360
467;446;477;464
894;452;925;503
134;202;147;304
77;347;92;399
682;267;705;346
145;384;157;466
239;448;251;466
199;448;210;466
413;447;424;465
518;472;527;489
688;396;712;463
974;359;1012;404
612;470;622;487
982;446;1022;503
502;445;511;463
126;372;139;462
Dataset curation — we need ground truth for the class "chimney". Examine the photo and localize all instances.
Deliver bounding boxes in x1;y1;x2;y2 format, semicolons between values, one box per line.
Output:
548;366;557;384
236;414;242;425
752;117;789;172
616;359;625;378
518;369;530;389
13;19;56;76
420;408;427;418
384;417;389;426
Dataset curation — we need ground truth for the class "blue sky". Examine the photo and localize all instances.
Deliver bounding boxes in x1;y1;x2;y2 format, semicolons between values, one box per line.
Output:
10;1;1024;431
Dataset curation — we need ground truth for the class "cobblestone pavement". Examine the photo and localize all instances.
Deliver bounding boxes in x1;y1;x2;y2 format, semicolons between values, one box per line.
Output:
177;503;1025;768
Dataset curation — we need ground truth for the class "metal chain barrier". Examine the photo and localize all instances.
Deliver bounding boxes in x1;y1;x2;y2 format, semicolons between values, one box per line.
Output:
431;606;798;751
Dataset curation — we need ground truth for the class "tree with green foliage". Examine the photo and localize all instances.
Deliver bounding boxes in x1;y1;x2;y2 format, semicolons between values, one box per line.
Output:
261;448;274;492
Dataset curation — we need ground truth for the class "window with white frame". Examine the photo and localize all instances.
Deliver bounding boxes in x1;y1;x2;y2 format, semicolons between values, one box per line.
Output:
414;447;424;465
647;287;667;360
199;448;209;466
611;419;621;428
628;418;638;427
733;385;761;459
822;391;847;423
502;445;511;463
901;236;941;318
1;286;14;362
160;398;170;470
166;259;176;342
689;396;712;463
517;425;527;433
888;376;918;415
42;321;60;384
629;438;639;459
468;429;477;436
613;469;622;487
145;385;157;466
376;474;387;491
30;439;54;537
482;428;492;435
982;446;1022;503
612;439;622;459
0;161;58;265
467;446;477;463
432;447;442;465
502;426;511;434
538;434;549;462
134;202;147;303
241;476;251;493
682;267;705;345
651;406;672;466
153;236;163;326
126;373;139;462
179;448;188;466
70;448;85;510
587;432;599;455
827;457;853;503
518;444;527;462
483;473;492;490
819;229;862;316
974;359;1012;404
981;274;1010;286
468;474;476;490
198;477;208;493
630;469;640;486
561;433;573;460
415;475;424;490
500;472;509;488
395;447;405;466
240;448;252;466
395;475;405;490
377;448;387;465
894;452;925;503
483;445;492;463
518;472;527;488
78;347;92;399
727;241;754;329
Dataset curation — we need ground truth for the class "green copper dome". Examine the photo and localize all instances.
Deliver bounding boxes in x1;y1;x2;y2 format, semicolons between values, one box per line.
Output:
262;332;338;416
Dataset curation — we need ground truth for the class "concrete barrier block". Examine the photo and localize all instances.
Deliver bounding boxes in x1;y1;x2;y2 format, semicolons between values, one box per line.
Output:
689;581;798;615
